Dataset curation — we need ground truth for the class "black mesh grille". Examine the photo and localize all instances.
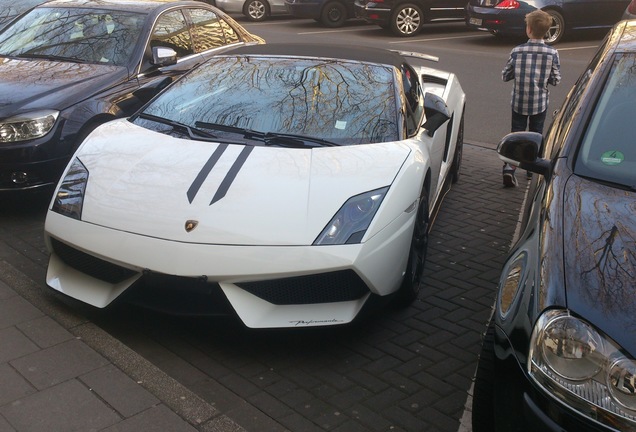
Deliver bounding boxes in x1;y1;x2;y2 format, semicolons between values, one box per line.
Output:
236;270;370;305
50;238;138;284
121;273;233;316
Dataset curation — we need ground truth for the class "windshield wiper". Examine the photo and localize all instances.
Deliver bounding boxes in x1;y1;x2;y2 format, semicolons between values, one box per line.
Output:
15;53;92;64
263;132;339;147
138;113;219;141
195;121;339;147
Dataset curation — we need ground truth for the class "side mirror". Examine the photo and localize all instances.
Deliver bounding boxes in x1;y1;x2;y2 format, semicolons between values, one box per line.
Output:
151;46;177;67
422;93;450;137
497;131;551;177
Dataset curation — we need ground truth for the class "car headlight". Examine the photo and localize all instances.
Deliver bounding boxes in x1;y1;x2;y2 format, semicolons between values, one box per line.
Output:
52;158;89;220
314;187;388;245
529;309;636;429
0;110;59;143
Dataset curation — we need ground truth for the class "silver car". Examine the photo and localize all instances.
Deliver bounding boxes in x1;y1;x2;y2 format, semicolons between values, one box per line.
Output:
215;0;288;21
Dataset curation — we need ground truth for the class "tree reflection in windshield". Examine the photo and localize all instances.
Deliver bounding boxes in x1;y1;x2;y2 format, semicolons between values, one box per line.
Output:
0;7;145;66
142;56;400;145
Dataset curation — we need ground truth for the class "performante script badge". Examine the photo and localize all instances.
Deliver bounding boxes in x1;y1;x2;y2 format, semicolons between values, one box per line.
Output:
185;220;198;232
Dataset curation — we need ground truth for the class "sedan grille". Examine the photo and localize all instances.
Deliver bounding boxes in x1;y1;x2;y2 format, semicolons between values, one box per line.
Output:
236;270;370;305
50;238;138;284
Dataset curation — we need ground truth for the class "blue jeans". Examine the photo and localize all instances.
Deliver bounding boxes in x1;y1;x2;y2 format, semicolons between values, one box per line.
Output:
511;110;547;133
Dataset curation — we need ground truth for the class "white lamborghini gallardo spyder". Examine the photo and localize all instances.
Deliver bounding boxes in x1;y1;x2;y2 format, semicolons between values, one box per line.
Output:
44;43;466;328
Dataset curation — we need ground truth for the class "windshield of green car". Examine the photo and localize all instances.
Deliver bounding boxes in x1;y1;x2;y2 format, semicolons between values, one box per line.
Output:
575;53;636;190
0;7;145;66
136;56;400;145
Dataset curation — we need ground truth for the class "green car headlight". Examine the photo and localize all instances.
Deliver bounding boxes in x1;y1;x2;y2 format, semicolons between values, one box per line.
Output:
52;158;89;220
529;309;636;429
0;110;59;143
314;187;388;246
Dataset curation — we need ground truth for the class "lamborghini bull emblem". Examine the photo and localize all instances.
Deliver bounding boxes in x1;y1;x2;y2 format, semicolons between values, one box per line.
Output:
185;220;199;232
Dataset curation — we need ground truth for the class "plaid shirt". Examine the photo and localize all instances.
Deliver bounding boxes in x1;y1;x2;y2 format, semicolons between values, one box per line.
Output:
502;39;561;116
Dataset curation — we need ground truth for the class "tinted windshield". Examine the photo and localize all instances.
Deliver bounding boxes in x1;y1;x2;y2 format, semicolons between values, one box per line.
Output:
0;7;145;66
138;56;399;145
575;53;636;189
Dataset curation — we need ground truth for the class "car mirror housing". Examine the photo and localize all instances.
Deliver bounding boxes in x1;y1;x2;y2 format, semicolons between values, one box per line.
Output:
422;93;450;137
151;46;178;67
497;131;551;177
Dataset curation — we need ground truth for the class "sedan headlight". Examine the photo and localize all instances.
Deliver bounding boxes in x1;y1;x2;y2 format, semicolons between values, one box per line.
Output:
314;187;388;245
529;309;636;429
52;158;89;220
0;110;59;143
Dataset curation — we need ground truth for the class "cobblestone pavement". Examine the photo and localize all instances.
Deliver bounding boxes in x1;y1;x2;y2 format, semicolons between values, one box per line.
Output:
0;142;527;431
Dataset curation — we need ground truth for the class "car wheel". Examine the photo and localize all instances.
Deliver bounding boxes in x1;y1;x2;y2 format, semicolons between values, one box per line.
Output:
544;9;565;44
394;189;429;306
244;0;269;21
320;1;347;27
391;3;423;37
472;318;496;432
450;112;464;184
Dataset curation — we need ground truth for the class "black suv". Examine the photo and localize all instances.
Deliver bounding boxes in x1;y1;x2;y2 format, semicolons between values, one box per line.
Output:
354;0;465;36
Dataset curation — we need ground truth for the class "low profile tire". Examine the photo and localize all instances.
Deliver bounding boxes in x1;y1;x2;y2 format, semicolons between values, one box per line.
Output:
450;112;464;184
391;3;423;37
244;0;269;21
394;190;429;306
320;1;347;27
544;9;564;44
472;319;496;432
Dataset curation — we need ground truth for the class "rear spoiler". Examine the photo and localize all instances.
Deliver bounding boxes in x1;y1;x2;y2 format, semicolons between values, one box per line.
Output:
392;50;439;63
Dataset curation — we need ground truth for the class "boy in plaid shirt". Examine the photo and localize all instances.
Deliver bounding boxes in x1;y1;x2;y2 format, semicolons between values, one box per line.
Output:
501;9;561;187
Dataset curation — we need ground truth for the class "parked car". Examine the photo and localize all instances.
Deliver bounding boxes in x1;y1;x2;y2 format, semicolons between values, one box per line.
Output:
44;43;466;328
472;19;636;432
624;0;636;18
0;0;263;193
354;0;466;36
215;0;288;21
284;0;356;27
466;0;631;44
0;0;49;31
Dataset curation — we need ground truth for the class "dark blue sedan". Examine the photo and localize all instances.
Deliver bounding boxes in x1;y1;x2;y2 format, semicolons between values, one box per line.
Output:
466;0;630;44
472;19;636;432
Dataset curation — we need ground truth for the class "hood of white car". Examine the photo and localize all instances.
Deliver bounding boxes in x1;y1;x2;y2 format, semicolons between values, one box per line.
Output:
75;119;410;246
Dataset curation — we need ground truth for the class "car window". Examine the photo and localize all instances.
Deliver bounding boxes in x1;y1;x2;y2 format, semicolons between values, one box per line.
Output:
0;7;145;66
188;8;228;52
149;10;194;58
136;56;399;145
575;53;636;189
219;18;240;44
543;35;611;161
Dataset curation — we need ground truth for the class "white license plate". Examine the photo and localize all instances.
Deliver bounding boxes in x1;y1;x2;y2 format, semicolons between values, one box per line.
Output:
469;17;482;26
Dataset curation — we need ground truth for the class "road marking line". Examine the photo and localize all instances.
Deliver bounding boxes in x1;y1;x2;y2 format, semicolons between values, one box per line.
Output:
388;34;486;44
558;45;599;51
298;27;377;34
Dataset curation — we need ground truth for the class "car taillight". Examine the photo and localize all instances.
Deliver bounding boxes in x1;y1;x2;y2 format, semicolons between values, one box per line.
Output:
495;0;520;9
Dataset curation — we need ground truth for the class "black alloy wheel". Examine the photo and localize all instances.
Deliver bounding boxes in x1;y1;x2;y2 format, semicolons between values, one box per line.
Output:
320;1;347;27
450;112;464;184
394;189;429;306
